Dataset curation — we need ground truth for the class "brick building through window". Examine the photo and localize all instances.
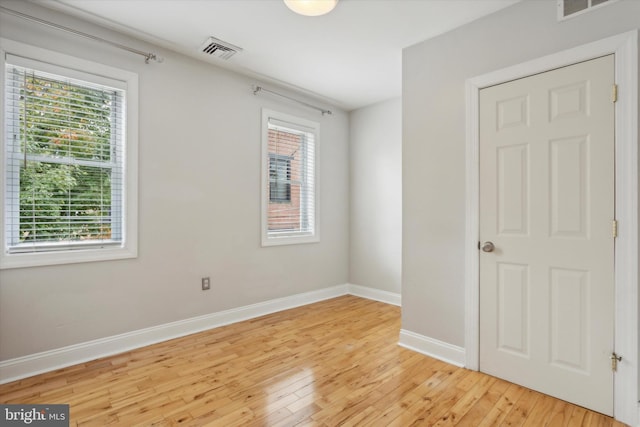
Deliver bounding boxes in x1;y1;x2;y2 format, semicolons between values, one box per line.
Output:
267;129;302;231
262;109;317;246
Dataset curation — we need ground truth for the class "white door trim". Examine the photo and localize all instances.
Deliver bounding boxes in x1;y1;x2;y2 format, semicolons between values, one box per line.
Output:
465;30;638;426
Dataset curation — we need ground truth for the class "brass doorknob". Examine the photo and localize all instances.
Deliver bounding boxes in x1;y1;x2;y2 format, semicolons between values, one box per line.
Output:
481;241;495;252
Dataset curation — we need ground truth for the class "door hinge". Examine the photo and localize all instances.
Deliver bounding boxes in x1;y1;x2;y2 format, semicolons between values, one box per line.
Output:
612;84;618;103
611;352;622;372
612;219;618;238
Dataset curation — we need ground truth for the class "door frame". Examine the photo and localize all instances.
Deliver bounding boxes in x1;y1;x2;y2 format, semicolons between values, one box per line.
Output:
464;31;638;425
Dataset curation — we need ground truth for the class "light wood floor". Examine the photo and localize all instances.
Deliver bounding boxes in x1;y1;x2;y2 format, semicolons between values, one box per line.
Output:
0;295;627;426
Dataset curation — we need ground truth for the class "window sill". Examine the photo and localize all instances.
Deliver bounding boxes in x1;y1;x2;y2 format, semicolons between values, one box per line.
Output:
261;234;320;247
0;245;137;269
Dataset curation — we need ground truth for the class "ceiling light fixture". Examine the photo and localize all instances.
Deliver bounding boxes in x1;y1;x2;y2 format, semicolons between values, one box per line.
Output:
283;0;338;16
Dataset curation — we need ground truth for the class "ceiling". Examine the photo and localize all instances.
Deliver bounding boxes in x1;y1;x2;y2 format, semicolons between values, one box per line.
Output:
35;0;520;111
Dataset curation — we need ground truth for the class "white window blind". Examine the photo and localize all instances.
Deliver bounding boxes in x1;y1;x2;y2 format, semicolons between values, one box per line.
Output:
4;57;125;255
262;110;319;246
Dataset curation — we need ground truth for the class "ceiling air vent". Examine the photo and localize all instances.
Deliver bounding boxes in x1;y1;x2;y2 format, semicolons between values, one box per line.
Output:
558;0;617;20
200;36;242;60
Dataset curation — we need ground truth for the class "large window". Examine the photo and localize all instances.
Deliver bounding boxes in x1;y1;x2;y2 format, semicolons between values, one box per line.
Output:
261;109;319;246
1;39;138;268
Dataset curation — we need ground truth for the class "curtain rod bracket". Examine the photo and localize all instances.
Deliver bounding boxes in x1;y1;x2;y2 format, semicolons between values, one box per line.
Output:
145;53;163;64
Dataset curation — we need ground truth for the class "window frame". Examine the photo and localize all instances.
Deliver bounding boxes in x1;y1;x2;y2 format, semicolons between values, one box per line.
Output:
556;0;619;20
261;108;319;247
0;38;138;269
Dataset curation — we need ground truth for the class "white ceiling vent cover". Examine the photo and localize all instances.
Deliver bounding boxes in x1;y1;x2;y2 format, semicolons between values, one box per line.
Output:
200;36;243;60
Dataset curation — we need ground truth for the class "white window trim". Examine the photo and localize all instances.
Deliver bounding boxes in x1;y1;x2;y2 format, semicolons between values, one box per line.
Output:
0;38;138;269
261;108;319;247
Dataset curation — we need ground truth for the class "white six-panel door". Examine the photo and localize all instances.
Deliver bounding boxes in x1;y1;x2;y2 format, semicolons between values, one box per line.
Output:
479;55;615;415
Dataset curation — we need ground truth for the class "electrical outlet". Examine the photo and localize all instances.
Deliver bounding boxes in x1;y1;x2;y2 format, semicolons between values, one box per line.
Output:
201;277;210;291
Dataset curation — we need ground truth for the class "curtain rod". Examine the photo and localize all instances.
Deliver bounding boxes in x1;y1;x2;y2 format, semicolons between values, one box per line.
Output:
0;6;161;64
253;85;332;116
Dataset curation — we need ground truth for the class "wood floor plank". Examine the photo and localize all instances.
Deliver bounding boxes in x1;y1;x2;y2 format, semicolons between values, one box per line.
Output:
430;373;497;426
0;295;627;426
454;375;511;425
381;367;471;426
500;388;544;427
521;393;559;427
477;383;528;427
546;400;576;427
568;406;590;427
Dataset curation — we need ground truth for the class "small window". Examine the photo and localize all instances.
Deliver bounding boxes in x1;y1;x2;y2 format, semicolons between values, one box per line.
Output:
261;109;319;246
1;39;138;268
558;0;617;20
269;154;291;203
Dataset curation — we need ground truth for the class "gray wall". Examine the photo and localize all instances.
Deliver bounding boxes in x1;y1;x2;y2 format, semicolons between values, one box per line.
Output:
0;1;350;361
349;98;402;294
402;0;640;346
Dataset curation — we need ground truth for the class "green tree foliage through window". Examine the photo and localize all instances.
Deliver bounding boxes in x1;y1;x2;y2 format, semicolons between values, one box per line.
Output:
6;65;123;249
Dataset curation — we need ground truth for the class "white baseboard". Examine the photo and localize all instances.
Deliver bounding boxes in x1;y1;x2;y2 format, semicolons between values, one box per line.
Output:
346;283;401;306
398;329;466;368
0;284;349;384
0;283;404;384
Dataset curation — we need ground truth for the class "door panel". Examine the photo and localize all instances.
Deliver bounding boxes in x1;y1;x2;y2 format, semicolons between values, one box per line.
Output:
497;262;529;357
497;144;529;235
479;55;615;415
550;136;588;238
550;267;589;372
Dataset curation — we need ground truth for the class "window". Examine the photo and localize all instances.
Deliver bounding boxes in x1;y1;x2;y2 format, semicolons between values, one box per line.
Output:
261;109;319;246
558;0;617;19
1;39;138;268
269;154;291;203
